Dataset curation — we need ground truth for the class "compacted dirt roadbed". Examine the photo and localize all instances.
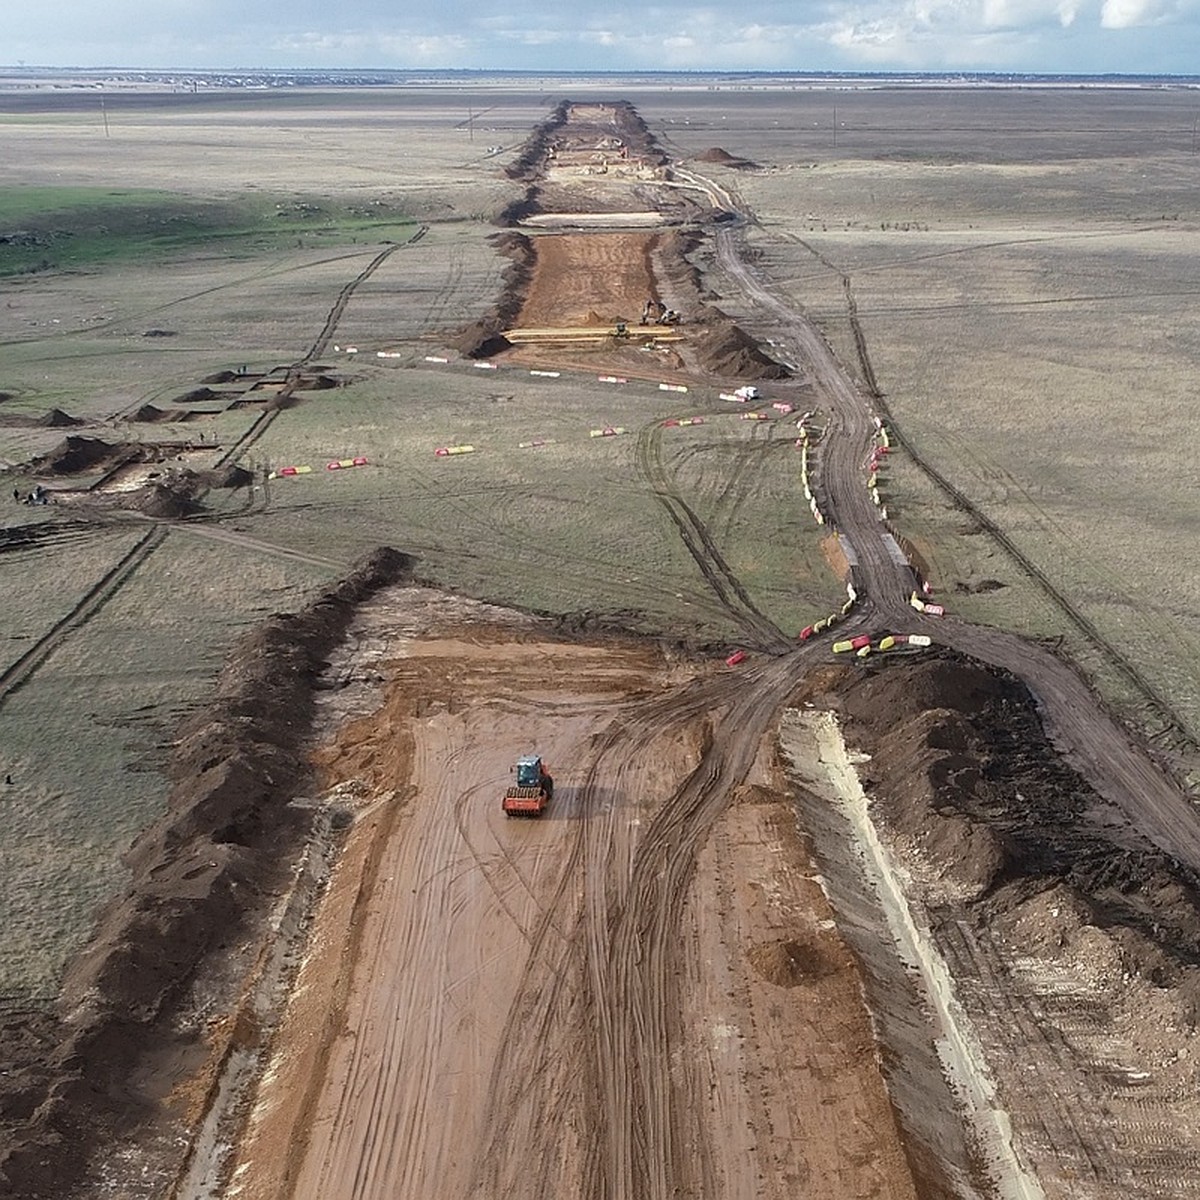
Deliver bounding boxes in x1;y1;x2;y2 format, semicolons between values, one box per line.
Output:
211;98;1200;1200
229;603;918;1199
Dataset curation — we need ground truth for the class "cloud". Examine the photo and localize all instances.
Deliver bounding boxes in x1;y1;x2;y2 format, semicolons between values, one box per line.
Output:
982;0;1085;27
1099;0;1175;26
4;0;1200;73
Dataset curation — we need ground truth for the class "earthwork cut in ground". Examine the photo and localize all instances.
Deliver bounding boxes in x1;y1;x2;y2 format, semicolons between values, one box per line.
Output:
1;85;1198;1200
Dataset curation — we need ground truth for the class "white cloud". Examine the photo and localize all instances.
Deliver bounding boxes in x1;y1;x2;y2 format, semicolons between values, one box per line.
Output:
982;0;1086;26
5;0;1200;72
1099;0;1173;25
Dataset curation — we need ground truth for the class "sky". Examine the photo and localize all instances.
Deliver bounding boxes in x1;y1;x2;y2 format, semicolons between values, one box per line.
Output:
3;0;1197;75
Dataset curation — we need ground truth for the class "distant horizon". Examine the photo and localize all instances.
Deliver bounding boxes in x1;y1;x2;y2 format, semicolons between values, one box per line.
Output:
3;65;1200;83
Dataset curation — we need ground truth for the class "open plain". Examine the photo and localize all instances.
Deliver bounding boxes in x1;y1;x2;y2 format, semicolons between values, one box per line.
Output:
1;76;1199;1199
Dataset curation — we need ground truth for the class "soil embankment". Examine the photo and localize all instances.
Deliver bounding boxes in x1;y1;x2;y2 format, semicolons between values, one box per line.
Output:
0;548;415;1199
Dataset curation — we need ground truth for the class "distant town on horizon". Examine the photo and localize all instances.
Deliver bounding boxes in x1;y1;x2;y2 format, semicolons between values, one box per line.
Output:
2;65;1199;89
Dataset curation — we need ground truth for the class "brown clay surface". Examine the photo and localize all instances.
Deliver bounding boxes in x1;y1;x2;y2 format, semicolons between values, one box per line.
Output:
229;621;919;1199
513;231;656;328
222;97;1200;1200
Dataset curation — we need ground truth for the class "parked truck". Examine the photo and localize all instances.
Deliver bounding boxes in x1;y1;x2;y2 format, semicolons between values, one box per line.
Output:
502;754;554;818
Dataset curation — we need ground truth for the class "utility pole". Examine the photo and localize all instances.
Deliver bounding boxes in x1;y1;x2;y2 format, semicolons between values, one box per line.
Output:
100;97;110;139
832;102;837;151
467;105;474;142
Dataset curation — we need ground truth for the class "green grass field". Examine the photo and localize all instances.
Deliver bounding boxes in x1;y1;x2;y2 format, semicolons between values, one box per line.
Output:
0;185;417;277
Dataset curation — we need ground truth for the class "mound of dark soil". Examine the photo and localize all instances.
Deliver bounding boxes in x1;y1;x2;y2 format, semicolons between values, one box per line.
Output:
0;408;84;430
32;436;120;475
132;404;182;423
694;147;759;170
142;329;176;338
693;315;791;381
37;408;83;428
0;391;12;404
831;652;1200;991
0;547;416;1200
130;472;204;518
505;100;571;182
496;186;541;227
197;463;252;489
176;387;222;403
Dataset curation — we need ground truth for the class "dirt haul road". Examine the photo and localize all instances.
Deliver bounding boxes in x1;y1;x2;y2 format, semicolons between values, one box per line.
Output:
709;218;1200;875
230;617;917;1200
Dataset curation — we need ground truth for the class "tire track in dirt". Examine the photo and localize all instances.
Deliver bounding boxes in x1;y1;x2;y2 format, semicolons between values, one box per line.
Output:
703;175;1200;868
392;453;740;631
636;419;791;650
589;653;825;1198
0;524;166;712
0;233;425;734
218;232;424;471
783;225;1196;755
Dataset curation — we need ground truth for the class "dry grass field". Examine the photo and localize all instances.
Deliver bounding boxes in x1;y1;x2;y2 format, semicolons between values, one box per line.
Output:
4;79;1200;1200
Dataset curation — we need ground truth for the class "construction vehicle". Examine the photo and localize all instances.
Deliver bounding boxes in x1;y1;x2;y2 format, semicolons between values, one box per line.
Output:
502;754;554;818
639;298;681;326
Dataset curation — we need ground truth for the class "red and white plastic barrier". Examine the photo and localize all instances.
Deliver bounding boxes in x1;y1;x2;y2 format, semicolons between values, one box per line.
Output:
434;445;476;457
598;375;627;384
268;464;314;479
658;382;688;393
589;426;628;438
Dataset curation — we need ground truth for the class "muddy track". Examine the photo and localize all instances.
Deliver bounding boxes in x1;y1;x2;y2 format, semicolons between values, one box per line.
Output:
784;228;1195;756
390;453;737;630
169;522;345;571
0;518;112;557
699;185;1200;876
457;654;828;1199
635;419;790;650
217;232;423;471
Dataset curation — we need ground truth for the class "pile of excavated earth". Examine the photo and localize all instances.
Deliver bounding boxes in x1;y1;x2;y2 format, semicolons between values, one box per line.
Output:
3;98;1199;1200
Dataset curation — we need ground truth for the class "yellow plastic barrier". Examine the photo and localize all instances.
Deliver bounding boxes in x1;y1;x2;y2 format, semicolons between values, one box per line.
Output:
832;640;854;653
